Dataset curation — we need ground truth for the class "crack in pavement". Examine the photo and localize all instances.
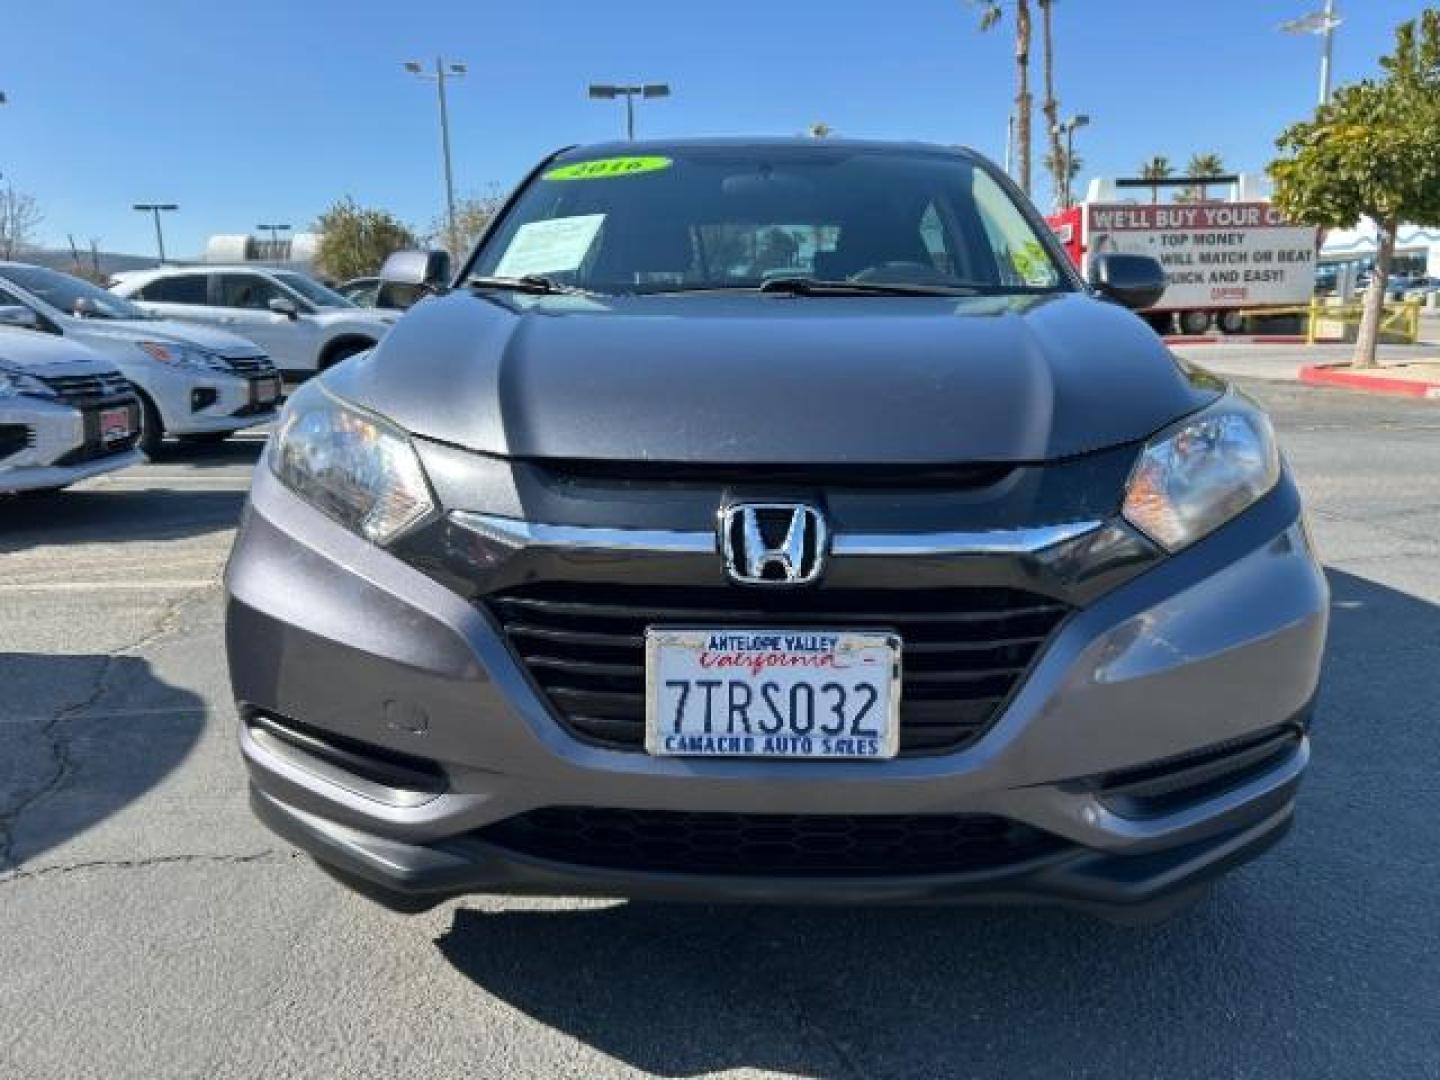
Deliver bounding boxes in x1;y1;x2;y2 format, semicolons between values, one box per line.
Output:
0;849;300;886
0;585;217;872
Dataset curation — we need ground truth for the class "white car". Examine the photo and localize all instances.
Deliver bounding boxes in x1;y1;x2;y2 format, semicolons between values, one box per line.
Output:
0;323;144;494
111;266;397;378
0;263;282;453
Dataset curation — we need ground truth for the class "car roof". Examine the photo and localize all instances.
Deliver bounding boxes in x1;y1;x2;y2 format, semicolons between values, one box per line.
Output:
547;136;982;162
139;265;285;275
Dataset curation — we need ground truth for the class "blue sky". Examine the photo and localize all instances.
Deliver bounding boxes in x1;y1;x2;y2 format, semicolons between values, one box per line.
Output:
0;0;1423;257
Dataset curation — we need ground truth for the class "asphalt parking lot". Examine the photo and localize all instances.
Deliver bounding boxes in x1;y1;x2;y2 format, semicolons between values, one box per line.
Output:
2;378;1439;1079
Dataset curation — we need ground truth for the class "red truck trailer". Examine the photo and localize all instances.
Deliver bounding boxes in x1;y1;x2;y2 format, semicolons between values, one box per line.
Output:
1048;174;1319;335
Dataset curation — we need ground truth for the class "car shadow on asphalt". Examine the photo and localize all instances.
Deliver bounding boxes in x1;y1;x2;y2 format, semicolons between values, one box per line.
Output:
0;488;249;551
433;567;1440;1078
145;436;268;471
0;653;206;870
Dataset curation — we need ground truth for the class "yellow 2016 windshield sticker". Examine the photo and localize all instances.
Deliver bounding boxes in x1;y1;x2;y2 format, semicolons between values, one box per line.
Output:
544;156;673;181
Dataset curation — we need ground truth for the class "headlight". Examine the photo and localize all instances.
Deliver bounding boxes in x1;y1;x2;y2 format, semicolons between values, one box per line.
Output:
0;362;58;400
269;383;435;545
1122;395;1280;552
137;341;231;372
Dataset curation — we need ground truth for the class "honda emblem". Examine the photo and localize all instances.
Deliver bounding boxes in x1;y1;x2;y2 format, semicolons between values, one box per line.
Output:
719;503;828;586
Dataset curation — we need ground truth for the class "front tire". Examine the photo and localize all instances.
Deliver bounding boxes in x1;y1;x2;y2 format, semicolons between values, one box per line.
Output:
318;339;375;372
135;392;165;456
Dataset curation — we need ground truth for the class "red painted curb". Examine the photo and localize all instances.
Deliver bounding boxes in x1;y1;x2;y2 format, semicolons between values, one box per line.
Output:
1299;363;1440;400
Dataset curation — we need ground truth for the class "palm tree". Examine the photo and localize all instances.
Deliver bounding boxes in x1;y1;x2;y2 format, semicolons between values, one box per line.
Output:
1185;152;1226;203
1139;155;1173;204
971;1;1033;196
1037;0;1065;209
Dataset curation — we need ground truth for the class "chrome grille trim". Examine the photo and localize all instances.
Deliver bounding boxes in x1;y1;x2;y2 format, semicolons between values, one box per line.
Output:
452;511;1101;558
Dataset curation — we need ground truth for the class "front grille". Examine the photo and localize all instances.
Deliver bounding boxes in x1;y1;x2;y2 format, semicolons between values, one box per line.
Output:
225;354;275;376
0;423;35;459
478;807;1064;876
36;371;132;404
486;582;1070;755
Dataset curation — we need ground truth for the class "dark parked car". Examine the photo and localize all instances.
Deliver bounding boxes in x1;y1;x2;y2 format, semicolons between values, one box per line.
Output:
226;139;1327;923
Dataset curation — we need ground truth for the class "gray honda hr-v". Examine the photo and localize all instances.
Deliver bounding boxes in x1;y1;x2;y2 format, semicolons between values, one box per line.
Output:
226;139;1327;922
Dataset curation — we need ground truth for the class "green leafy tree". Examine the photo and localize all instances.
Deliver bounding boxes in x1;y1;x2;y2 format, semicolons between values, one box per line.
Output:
970;0;1033;196
1139;155;1173;204
806;122;834;139
313;197;417;281
1269;9;1440;367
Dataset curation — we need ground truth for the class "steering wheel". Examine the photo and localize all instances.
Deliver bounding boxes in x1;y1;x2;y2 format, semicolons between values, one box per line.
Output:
850;260;955;285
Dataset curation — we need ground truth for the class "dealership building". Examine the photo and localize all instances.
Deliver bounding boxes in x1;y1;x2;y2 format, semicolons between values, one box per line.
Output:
1319;220;1440;278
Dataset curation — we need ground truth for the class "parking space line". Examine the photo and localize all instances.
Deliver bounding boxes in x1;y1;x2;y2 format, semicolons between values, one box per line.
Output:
0;580;217;593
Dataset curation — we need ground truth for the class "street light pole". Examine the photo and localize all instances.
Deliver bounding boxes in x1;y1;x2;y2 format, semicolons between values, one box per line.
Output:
1318;0;1337;106
257;223;291;257
1280;3;1343;107
588;83;670;141
133;203;178;264
1050;114;1089;209
405;57;467;255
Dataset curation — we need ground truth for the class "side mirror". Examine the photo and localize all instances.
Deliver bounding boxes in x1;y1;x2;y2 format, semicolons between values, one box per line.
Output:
0;305;40;330
376;249;452;311
1089;253;1167;311
379;249;452;289
268;297;299;320
72;296;99;318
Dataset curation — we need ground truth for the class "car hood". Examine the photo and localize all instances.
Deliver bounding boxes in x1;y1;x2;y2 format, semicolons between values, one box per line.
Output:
329;290;1218;464
0;327;120;377
77;319;266;357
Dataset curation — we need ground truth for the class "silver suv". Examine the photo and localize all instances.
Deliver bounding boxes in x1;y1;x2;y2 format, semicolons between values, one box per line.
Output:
226;140;1328;923
113;266;397;378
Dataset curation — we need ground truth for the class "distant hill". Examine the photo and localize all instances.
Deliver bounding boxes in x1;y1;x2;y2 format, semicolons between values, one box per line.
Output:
18;247;191;278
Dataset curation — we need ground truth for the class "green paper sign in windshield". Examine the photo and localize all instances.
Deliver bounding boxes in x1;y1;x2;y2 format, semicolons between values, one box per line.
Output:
544;156;673;181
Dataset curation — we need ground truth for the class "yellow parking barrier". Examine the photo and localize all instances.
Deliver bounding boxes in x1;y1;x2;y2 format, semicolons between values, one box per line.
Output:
1305;299;1421;345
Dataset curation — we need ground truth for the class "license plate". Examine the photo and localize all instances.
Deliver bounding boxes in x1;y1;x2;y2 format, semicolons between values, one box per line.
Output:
255;377;280;404
99;406;132;443
645;628;901;759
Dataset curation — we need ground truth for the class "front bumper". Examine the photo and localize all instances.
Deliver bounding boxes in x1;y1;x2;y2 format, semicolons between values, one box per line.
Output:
136;363;280;435
227;466;1328;914
0;396;145;491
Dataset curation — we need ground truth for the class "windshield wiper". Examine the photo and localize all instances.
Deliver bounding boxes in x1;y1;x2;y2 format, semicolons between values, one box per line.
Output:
757;277;981;297
466;274;591;296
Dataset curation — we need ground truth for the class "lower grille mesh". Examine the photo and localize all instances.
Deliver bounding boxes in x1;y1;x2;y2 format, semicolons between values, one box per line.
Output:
478;808;1064;876
485;582;1070;755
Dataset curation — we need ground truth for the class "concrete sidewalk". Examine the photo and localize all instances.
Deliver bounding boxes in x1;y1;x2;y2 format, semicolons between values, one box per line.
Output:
1169;341;1439;386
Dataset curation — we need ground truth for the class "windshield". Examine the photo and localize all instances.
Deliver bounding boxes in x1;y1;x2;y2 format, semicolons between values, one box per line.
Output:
0;264;152;320
274;272;355;309
470;145;1070;296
